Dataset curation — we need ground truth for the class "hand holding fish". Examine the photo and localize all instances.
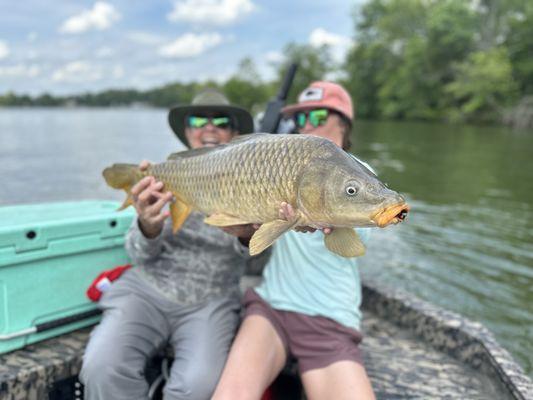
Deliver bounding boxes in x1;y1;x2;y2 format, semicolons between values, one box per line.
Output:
278;202;332;235
219;223;260;246
131;160;173;239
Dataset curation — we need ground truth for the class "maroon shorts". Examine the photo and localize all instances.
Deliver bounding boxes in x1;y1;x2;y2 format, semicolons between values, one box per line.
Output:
243;289;364;374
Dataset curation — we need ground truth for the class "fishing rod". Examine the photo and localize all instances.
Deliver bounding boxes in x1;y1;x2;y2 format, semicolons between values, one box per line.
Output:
259;62;298;133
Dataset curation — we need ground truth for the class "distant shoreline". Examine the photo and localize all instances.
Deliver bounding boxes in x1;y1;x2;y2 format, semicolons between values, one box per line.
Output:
2;104;532;130
0;104;160;109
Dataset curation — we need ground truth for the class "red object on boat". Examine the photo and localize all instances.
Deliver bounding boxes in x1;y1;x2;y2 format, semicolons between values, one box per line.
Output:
86;264;132;301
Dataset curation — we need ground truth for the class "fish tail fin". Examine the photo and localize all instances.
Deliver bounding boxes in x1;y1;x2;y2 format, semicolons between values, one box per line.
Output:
102;163;143;210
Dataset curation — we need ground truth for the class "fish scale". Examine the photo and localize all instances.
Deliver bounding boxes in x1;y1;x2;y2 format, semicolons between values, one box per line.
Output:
170;136;307;220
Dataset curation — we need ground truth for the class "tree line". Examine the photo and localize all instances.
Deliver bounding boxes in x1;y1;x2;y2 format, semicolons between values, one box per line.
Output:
1;0;532;127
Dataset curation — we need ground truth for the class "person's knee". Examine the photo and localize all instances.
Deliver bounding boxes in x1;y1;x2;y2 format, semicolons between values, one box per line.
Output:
164;367;221;400
80;351;119;387
80;349;143;389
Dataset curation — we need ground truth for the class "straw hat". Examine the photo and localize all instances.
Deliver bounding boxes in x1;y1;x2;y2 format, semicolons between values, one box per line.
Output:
168;89;254;147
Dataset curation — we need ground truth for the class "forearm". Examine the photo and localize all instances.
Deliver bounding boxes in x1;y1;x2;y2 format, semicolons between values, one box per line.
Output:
125;218;165;264
138;217;164;239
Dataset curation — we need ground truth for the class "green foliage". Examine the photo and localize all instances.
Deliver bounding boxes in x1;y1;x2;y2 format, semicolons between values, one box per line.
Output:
274;43;333;104
144;83;197;108
345;0;479;121
223;58;271;114
0;92;33;106
343;42;386;118
444;48;518;122
505;3;533;94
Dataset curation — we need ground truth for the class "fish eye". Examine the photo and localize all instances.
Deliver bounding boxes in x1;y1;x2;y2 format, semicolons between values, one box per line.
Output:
345;186;358;196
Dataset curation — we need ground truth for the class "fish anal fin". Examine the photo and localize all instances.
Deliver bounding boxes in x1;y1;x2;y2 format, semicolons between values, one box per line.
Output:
249;219;297;256
170;198;192;233
324;228;366;258
204;213;252;227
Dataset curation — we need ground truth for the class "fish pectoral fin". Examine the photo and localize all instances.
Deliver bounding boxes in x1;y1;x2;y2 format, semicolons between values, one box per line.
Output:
118;194;134;210
204;213;252;227
324;228;366;258
169;198;192;233
249;219;297;256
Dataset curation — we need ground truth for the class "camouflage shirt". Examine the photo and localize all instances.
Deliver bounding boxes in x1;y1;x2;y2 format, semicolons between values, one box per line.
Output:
125;212;252;305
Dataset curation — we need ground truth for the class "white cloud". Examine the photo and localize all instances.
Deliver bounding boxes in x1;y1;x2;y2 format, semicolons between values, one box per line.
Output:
27;32;38;42
59;2;121;34
25;50;39;60
309;28;353;62
139;64;174;77
265;50;284;64
127;31;166;46
0;40;10;59
0;64;40;78
159;33;223;58
167;0;254;26
95;46;114;58
192;70;232;84
52;61;102;82
309;27;352;48
112;65;124;79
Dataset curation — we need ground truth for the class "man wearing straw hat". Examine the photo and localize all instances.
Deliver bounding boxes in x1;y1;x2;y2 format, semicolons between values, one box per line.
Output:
168;88;254;149
81;89;260;400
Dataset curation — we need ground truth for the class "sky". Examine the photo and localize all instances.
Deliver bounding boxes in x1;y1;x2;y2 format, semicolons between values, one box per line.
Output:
0;0;364;96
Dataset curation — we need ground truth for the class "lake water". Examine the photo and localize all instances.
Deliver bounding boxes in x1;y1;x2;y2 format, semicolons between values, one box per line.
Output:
1;108;532;376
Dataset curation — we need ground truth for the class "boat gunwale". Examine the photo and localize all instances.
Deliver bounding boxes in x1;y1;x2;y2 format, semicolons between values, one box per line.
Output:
361;277;533;400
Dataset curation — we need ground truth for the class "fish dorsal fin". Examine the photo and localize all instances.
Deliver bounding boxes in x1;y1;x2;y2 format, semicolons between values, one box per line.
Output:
249;218;298;256
167;134;268;160
167;146;219;160
324;228;366;258
229;133;270;144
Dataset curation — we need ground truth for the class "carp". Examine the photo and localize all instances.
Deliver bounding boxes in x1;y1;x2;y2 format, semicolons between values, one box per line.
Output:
103;134;409;257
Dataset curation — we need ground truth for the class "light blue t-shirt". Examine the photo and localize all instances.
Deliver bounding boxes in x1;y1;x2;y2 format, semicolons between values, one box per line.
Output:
255;228;370;331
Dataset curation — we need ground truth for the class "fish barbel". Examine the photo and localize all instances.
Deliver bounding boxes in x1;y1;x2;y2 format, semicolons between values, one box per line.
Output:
103;134;409;257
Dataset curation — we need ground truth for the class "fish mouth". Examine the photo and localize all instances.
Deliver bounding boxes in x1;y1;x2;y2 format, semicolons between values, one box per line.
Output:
372;203;410;227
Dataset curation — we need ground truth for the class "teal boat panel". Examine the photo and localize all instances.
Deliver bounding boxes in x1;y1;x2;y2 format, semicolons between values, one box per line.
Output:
0;201;135;354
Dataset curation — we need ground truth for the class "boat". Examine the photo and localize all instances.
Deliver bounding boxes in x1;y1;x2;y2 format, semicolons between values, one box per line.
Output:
0;201;531;399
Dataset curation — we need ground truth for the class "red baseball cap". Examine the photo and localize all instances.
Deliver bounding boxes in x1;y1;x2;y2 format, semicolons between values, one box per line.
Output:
282;81;354;121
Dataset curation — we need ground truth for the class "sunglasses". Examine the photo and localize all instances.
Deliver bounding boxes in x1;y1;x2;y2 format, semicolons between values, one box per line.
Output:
187;115;232;129
294;109;330;128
